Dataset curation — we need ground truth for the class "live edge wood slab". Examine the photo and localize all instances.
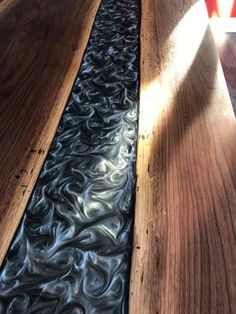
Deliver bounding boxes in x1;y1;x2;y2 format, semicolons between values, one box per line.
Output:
129;0;236;313
0;0;100;264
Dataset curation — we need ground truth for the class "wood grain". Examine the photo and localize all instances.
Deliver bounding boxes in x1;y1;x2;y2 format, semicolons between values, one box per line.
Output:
129;0;236;313
0;0;100;264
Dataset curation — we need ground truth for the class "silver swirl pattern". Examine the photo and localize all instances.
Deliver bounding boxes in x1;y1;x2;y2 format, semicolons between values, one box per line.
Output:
0;0;140;313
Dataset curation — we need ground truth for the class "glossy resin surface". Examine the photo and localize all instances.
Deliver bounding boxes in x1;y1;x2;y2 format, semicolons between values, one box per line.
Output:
0;0;140;312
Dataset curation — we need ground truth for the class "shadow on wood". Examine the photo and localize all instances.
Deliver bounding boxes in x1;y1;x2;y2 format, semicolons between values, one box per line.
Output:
130;0;236;312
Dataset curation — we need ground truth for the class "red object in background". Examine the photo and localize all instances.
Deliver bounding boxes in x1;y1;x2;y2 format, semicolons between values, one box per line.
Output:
205;0;219;16
232;1;236;16
205;0;236;17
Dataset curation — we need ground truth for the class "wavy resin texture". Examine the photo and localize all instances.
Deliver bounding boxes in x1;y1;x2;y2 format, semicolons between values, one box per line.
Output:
0;0;140;313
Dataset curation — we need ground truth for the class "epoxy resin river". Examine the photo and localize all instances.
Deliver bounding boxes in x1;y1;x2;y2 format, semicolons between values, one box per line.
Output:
0;0;140;313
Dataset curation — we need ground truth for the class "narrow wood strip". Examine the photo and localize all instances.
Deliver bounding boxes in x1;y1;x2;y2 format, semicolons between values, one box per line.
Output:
214;32;236;113
0;0;100;264
129;0;236;313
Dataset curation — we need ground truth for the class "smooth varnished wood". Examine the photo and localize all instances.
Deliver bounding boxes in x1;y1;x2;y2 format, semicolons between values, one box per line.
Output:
0;0;100;264
130;0;236;313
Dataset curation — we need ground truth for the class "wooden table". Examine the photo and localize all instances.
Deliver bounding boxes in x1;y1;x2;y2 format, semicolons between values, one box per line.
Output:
0;0;235;312
129;0;236;313
0;0;100;264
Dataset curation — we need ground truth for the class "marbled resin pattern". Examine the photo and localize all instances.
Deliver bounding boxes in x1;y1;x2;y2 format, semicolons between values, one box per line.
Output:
0;0;140;312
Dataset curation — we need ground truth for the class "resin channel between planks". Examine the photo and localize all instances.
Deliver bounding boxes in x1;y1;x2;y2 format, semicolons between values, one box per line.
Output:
0;0;140;313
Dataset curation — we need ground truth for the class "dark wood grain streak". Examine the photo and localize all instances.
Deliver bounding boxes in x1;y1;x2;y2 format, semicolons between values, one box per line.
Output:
129;0;236;313
0;0;100;264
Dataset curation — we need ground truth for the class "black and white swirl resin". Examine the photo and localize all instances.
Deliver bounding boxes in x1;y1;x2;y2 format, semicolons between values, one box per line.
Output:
0;0;140;313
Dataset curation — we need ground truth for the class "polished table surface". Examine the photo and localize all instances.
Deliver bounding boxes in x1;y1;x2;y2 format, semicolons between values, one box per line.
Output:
129;0;236;313
0;0;235;312
0;0;100;264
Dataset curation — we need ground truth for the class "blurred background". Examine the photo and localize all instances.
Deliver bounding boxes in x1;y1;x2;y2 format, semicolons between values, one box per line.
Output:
205;0;236;17
205;0;236;114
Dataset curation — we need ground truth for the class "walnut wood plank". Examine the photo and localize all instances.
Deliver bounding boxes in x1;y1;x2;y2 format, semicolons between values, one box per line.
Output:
0;0;100;264
216;33;236;113
129;0;236;313
210;19;236;113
